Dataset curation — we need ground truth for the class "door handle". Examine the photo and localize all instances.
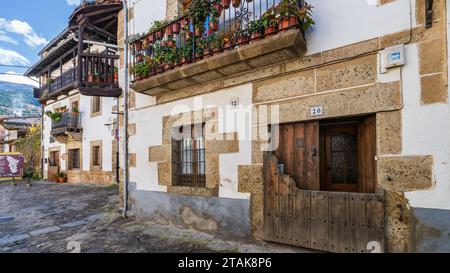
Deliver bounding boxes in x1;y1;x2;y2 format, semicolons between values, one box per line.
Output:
311;148;318;157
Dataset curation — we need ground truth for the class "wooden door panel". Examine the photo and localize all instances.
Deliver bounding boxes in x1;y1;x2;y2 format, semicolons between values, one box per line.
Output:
311;191;329;252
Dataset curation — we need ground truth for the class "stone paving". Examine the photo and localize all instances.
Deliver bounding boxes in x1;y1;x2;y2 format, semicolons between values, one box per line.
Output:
0;180;309;253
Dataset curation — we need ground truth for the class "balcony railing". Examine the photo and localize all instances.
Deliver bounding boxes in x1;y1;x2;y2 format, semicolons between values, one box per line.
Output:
51;112;82;136
130;0;310;84
34;51;121;101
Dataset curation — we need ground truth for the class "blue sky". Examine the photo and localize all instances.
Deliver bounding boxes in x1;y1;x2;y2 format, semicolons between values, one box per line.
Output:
0;0;82;85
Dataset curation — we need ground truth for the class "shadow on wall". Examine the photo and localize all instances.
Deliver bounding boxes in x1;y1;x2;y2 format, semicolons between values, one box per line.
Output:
410;207;450;253
128;182;251;239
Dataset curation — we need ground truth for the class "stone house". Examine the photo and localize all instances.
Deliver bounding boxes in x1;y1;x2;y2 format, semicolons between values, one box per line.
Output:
117;0;449;253
0;117;41;153
26;1;123;184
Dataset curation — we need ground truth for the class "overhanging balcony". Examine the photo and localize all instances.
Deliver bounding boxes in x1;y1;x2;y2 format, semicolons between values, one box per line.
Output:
51;112;82;137
130;0;308;96
34;52;122;102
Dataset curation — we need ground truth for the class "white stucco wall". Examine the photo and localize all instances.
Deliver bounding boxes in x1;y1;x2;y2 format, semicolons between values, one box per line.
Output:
129;84;253;200
42;93;117;175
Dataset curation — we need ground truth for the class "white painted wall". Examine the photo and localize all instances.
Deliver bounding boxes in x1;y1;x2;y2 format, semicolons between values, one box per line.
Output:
306;0;415;54
129;84;253;200
42;93;117;176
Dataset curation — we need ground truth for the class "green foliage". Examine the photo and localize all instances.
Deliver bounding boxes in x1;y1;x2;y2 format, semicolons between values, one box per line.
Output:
189;0;211;29
15;125;42;180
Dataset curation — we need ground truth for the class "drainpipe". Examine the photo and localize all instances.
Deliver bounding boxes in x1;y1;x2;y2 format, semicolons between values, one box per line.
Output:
122;0;130;217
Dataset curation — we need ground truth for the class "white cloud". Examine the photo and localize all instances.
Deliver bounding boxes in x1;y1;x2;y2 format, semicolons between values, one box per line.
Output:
0;47;29;66
0;30;18;45
66;0;82;6
0;71;38;87
0;18;48;47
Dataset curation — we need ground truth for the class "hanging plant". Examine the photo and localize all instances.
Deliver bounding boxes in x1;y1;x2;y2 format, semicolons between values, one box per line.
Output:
189;0;211;32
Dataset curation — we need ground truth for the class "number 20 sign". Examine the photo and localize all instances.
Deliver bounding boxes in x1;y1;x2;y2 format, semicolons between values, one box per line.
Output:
310;106;324;117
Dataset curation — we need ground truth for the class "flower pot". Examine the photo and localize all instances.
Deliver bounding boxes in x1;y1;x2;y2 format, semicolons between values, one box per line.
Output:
166;40;176;47
147;33;155;43
250;31;261;41
222;0;231;9
213;3;223;15
180;18;189;28
279;15;299;30
237;36;249;45
58;177;67;183
224;41;232;49
264;26;277;36
165;26;173;37
195;27;203;37
232;0;241;8
135;40;142;51
87;75;94;82
156;29;164;40
114;71;119;83
209;21;219;31
136;55;144;62
172;22;180;34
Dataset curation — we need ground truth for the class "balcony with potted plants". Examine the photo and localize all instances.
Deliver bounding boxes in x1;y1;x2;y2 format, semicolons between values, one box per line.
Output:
129;0;314;96
46;106;83;141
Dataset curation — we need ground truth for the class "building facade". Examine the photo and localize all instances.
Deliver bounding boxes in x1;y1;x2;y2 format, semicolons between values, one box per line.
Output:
0;117;41;153
119;0;450;253
27;1;123;184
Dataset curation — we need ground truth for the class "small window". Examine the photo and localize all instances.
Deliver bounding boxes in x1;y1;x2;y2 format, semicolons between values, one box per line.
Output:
172;123;206;188
68;149;80;170
92;97;101;114
92;146;101;167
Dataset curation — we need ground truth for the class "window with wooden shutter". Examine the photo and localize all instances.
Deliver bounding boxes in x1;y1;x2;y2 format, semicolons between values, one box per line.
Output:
172;123;206;188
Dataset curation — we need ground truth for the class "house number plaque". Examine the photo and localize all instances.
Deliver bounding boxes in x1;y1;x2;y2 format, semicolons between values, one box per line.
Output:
310;106;324;117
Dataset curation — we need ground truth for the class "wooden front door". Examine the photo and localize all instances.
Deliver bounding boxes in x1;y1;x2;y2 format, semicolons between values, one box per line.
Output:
48;151;60;182
263;117;383;252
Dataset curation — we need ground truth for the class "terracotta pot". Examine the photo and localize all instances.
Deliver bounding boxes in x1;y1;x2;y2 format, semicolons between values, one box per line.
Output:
279;15;299;30
165;26;173;36
195;27;203;37
209;21;219;31
147;33;155;43
264;26;277;36
213;3;223;15
114;71;119;82
135;40;142;51
180;18;189;28
58;177;66;183
250;32;261;41
156;29;164;40
172;22;180;34
237;36;249;45
166;40;176;47
232;0;241;8
222;0;231;9
224;41;232;49
87;75;94;82
136;55;144;62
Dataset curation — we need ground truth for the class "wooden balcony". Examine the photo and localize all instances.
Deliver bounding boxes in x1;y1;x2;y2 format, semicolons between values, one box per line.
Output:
51;112;82;137
129;0;308;96
34;52;122;102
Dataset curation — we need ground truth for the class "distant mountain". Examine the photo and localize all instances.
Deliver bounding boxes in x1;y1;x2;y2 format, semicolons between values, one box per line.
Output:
0;81;40;117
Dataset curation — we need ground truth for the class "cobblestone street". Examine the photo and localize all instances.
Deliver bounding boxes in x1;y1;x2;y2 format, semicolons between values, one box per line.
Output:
0;181;308;253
